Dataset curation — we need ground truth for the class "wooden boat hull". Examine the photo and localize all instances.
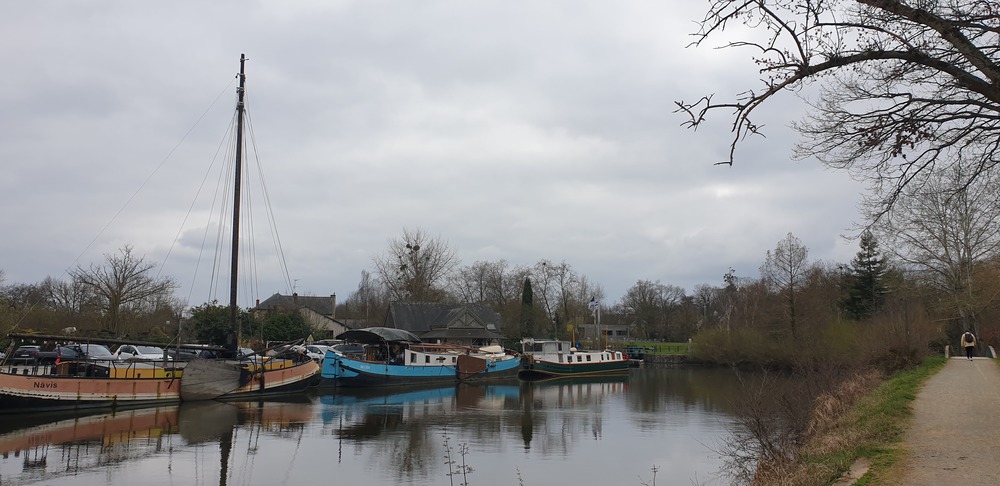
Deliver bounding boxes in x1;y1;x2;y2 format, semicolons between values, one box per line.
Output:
321;353;520;387
180;358;319;401
0;366;181;414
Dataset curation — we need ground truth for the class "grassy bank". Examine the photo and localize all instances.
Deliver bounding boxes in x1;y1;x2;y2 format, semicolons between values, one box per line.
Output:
792;356;947;485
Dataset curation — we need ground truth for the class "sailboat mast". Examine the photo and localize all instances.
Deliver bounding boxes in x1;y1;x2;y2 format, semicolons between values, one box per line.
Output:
229;53;247;353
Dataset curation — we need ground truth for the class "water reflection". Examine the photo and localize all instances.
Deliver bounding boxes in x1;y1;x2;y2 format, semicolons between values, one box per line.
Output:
0;368;740;486
0;398;313;486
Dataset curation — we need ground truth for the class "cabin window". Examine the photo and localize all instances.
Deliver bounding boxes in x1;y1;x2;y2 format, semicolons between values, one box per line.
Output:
425;356;430;364
410;352;416;363
577;355;583;362
452;357;457;363
586;355;592;362
557;343;563;352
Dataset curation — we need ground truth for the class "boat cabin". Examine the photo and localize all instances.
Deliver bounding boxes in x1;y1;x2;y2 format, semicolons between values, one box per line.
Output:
520;339;624;364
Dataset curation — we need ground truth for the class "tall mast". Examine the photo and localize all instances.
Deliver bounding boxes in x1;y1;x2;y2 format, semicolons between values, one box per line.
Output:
228;53;246;353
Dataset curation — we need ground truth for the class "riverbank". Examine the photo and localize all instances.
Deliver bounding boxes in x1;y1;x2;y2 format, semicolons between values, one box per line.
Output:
732;355;944;485
644;348;985;484
771;356;948;485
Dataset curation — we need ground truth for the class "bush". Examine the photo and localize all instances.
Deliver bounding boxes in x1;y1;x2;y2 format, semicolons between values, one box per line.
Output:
691;328;795;369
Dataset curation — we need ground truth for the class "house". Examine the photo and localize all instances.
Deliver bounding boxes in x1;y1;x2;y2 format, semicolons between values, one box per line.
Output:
382;302;505;346
253;293;354;339
575;322;631;343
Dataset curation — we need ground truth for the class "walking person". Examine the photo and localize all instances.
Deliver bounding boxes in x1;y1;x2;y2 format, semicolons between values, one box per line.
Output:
961;330;976;360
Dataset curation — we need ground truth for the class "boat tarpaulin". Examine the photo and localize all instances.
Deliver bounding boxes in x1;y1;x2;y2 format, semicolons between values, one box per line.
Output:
336;327;422;344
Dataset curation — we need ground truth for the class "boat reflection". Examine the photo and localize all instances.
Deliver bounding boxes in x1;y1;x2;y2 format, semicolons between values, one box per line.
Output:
0;375;632;485
318;374;628;453
0;397;316;486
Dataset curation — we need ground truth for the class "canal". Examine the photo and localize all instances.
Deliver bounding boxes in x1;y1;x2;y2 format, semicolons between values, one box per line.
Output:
0;366;746;485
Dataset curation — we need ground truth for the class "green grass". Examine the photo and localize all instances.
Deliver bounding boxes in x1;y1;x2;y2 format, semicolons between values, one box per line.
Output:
801;355;947;485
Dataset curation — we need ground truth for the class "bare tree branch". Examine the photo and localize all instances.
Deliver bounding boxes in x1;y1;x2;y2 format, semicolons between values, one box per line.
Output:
679;0;1000;216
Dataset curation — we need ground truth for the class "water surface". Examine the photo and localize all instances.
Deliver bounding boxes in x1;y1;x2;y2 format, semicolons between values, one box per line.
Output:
0;366;743;485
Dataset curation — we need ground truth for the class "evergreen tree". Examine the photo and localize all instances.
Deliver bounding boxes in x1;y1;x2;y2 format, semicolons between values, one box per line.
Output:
841;231;890;320
260;312;313;342
187;301;255;346
519;277;534;338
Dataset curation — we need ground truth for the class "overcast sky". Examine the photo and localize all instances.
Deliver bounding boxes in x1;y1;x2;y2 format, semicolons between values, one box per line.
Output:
1;1;866;308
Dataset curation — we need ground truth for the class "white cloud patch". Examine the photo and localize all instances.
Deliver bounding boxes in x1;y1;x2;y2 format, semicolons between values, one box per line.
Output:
0;1;867;303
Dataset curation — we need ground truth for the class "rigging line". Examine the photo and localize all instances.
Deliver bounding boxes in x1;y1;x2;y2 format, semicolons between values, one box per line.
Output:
188;114;236;302
213;133;238;303
181;113;239;307
74;77;238;277
241;141;259;306
201;127;238;304
157;105;236;280
232;112;258;308
245;107;294;294
241;110;260;305
7;77;238;332
287;422;308;482
239;419;263;486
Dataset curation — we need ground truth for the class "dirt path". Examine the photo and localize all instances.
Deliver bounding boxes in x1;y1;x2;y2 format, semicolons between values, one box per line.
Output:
896;357;1000;485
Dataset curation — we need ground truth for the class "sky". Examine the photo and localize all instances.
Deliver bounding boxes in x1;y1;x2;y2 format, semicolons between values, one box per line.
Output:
1;1;867;309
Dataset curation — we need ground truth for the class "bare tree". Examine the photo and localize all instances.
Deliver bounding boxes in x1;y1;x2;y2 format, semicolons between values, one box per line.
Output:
570;274;605;325
678;1;1000;216
620;280;686;339
371;228;459;302
448;260;531;328
449;261;492;304
760;233;810;337
69;245;177;336
876;165;1000;332
530;260;584;337
41;276;95;316
693;283;722;330
342;269;387;325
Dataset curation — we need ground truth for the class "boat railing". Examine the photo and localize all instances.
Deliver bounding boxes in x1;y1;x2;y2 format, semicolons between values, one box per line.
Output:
408;343;473;353
2;358;182;378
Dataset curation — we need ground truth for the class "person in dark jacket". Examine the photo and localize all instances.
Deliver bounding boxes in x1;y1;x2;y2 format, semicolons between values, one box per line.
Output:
961;330;977;360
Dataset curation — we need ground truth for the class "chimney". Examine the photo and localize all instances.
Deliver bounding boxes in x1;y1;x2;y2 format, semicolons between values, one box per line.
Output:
330;293;337;319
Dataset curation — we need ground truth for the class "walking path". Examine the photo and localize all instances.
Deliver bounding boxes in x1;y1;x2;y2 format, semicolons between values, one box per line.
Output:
896;356;1000;485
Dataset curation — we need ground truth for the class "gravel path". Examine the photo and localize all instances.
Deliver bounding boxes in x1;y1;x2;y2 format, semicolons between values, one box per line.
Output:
897;356;1000;485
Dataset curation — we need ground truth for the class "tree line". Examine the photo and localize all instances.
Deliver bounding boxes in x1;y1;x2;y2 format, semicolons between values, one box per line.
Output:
0;245;313;349
4;163;1000;356
6;0;1000;358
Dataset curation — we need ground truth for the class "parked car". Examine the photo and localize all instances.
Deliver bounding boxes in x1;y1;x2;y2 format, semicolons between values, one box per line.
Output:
167;344;223;360
165;348;202;361
302;344;330;363
34;344;115;364
10;345;42;364
113;344;171;361
78;344;116;362
37;346;85;364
